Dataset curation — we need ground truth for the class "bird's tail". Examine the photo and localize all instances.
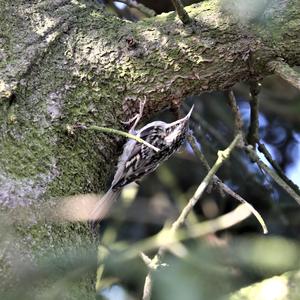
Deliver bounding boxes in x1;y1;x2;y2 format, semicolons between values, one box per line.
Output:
88;188;121;222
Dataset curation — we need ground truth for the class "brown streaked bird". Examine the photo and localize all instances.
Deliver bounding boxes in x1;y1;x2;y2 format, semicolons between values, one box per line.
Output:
89;104;194;222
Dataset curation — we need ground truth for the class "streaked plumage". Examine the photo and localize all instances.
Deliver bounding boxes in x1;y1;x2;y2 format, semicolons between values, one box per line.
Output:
89;105;193;221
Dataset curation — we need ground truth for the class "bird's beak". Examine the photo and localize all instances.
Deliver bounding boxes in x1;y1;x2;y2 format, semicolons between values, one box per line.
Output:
168;104;194;127
186;104;194;119
180;104;194;123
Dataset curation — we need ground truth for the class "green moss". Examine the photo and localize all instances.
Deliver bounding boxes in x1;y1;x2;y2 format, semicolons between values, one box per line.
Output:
16;221;93;255
7;220;96;300
1;127;54;178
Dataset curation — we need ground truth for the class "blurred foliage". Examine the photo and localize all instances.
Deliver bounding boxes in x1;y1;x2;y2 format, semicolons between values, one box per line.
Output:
229;270;300;300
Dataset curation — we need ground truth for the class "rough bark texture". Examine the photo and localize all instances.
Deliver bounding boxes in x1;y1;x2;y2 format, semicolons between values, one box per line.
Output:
0;0;299;296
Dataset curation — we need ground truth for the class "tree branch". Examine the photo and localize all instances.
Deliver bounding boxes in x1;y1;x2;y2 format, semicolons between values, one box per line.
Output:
115;203;253;263
247;81;260;146
187;134;268;234
172;134;242;230
268;60;300;91
228;90;244;136
257;142;300;197
1;0;300;294
227;90;300;205
171;0;191;24
245;146;300;206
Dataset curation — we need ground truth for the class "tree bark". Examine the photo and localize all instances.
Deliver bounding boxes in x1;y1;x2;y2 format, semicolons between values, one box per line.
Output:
0;0;299;295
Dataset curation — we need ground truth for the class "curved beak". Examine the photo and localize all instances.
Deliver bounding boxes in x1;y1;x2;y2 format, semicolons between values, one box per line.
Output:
171;104;194;126
185;104;194;120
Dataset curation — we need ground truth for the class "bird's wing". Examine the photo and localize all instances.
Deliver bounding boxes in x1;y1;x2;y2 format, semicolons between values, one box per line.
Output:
111;124;165;189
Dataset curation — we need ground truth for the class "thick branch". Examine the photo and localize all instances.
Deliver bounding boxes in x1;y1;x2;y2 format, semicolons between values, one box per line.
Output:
268;60;300;91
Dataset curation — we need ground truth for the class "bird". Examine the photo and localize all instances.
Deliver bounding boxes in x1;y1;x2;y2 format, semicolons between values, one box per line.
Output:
89;103;194;222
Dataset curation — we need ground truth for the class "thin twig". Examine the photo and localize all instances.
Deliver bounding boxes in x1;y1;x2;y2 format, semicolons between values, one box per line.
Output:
127;203;251;300
247;81;260;146
192;112;250;180
140;252;163;270
141;252;161;300
141;134;241;300
142;272;153;300
227;90;300;205
258;142;300;197
171;0;191;24
268;60;300;91
217;180;268;234
115;0;156;17
172;134;241;230
228;90;244;135
246;145;300;206
188;133;268;234
72;124;160;152
114;203;252;263
187;133;224;196
187;134;210;171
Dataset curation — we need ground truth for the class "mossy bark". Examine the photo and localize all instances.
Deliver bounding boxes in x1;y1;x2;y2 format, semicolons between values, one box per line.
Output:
0;0;299;297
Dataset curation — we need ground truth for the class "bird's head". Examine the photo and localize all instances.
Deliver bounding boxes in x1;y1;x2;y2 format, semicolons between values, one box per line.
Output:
164;105;194;145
